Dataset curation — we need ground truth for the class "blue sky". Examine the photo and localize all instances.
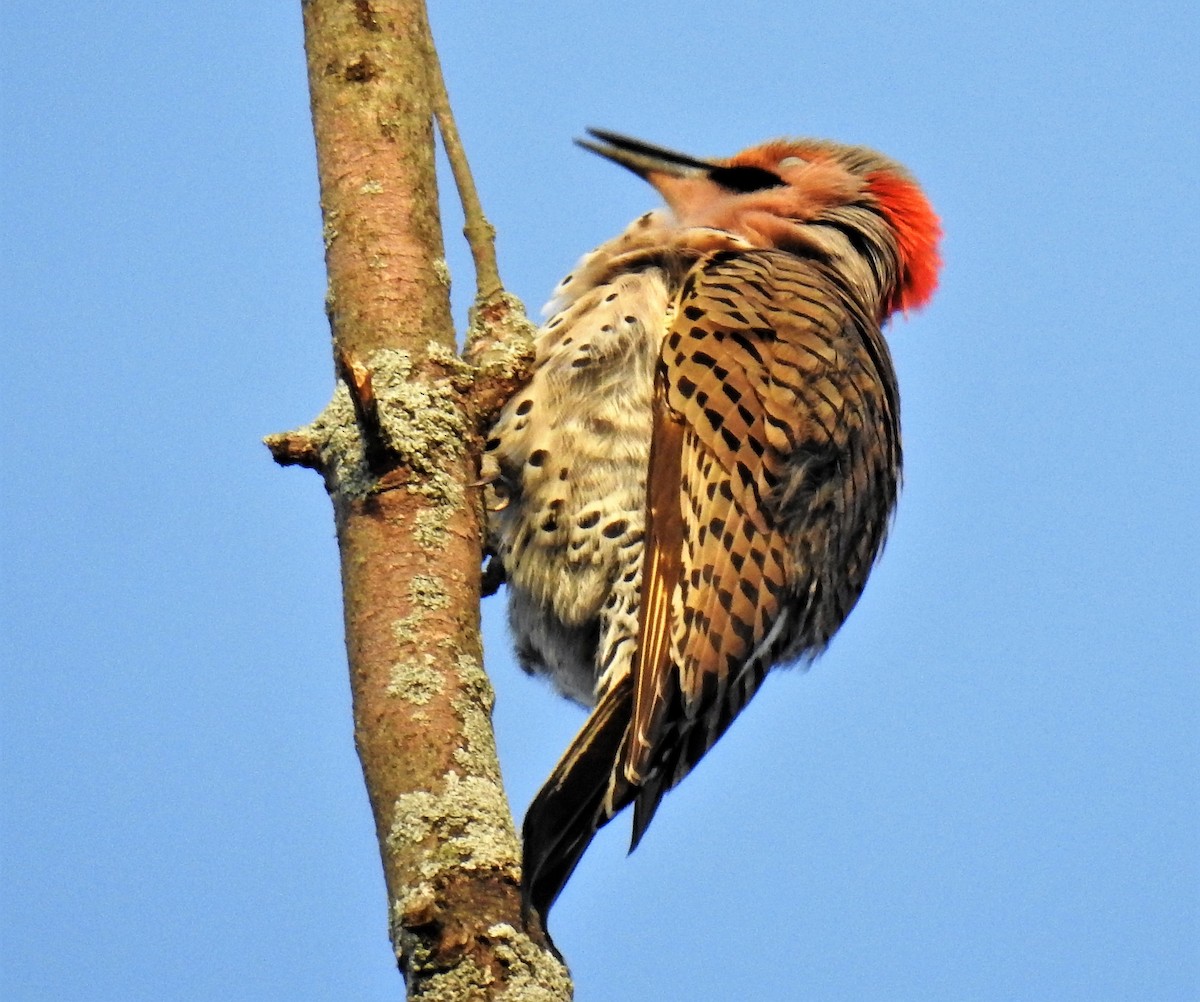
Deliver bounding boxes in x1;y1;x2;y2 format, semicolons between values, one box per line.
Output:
2;3;1197;999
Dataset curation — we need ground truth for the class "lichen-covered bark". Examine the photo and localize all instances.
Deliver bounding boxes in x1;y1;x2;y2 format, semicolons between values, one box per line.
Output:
269;1;566;997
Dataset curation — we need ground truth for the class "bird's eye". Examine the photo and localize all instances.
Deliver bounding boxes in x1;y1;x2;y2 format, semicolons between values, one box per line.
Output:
778;156;805;168
708;164;786;193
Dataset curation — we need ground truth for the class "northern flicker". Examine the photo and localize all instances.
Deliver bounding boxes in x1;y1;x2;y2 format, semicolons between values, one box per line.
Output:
483;128;941;932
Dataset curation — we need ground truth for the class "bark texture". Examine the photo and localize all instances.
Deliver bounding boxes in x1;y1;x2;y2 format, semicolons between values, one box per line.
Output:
268;2;565;997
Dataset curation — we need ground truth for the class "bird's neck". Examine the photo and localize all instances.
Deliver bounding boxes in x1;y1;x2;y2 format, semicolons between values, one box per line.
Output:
546;209;899;326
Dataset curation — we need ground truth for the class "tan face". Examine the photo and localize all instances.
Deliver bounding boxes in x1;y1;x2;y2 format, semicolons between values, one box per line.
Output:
646;149;863;233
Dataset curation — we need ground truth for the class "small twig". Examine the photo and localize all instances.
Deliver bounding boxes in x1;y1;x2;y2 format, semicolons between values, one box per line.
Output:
264;429;324;471
423;21;502;302
337;346;378;422
421;20;536;430
336;345;394;476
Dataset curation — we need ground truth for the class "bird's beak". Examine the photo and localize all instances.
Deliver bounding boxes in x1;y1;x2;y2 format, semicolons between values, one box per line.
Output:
575;128;713;181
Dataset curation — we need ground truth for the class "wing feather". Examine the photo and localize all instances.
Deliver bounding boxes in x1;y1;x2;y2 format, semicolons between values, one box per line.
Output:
624;385;685;783
623;248;900;837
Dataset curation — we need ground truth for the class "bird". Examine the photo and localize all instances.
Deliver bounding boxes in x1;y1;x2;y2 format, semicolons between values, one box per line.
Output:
482;128;942;937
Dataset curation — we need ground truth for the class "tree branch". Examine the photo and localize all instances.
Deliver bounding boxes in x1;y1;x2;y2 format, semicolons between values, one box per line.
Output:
268;2;567;996
419;13;537;430
424;24;501;304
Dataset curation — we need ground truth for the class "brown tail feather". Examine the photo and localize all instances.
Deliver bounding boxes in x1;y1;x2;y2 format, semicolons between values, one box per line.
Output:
521;677;637;931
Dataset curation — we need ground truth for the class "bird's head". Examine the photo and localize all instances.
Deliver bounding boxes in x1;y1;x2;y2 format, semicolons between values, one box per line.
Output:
577;128;941;317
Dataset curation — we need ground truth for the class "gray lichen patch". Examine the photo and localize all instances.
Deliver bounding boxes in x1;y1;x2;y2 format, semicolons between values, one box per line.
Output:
413;506;448;550
391;613;421;648
392;917;571;1001
451;662;501;784
279;343;477;506
322;209;341;249
410;573;451;611
425;340;475;389
487;924;573;1001
454;652;494;713
409;956;490;1002
464;290;537;371
393;884;436;937
388;654;445;704
368;347;468;507
292;383;376;499
452;735;499;784
388;772;519;878
463;290;535;360
359;178;384;194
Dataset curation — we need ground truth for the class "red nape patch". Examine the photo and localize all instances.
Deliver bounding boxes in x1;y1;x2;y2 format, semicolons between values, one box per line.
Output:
866;171;942;314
